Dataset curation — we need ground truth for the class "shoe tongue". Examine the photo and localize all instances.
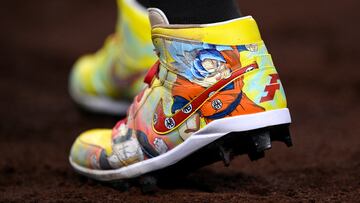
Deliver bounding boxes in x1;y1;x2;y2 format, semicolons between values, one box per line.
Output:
148;8;170;27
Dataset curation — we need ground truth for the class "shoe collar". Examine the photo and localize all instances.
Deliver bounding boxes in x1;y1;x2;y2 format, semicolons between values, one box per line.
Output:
148;8;263;45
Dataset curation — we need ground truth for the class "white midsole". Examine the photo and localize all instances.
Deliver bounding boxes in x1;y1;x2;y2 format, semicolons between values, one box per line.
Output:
69;108;291;181
69;85;130;115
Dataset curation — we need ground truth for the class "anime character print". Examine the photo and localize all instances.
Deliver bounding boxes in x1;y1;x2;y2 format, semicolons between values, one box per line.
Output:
169;43;265;124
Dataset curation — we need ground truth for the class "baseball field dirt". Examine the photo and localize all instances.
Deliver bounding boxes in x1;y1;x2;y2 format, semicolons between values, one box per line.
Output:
1;0;359;202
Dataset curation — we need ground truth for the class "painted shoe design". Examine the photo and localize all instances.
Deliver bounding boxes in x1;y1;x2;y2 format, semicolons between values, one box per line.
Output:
69;0;157;114
70;8;292;184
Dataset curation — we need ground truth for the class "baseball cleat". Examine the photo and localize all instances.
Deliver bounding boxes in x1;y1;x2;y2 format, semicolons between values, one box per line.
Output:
69;8;292;186
69;0;157;115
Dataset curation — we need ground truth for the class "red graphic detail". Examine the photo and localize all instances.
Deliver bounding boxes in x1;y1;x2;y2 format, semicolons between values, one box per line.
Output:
260;74;280;103
153;63;258;134
269;74;280;84
112;118;127;139
144;60;160;85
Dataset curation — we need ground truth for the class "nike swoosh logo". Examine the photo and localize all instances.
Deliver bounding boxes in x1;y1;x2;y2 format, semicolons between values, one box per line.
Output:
152;63;259;135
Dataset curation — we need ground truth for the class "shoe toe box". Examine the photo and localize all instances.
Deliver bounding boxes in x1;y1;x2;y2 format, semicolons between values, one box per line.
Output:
70;129;113;170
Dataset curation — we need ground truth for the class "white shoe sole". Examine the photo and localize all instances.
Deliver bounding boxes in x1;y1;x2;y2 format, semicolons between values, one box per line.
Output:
69;108;291;181
69;85;130;115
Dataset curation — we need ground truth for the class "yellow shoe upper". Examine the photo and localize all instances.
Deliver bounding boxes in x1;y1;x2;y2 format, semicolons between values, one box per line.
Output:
150;10;287;115
70;0;157;100
70;9;288;170
70;129;113;169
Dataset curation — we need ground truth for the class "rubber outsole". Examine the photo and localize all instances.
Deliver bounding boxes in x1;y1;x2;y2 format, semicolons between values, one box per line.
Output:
106;123;292;193
70;108;291;182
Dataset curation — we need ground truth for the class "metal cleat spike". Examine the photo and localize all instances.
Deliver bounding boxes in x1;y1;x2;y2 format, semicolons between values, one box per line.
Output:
270;124;293;147
246;130;271;161
110;180;130;191
139;175;158;194
283;134;293;147
218;145;232;167
251;130;272;152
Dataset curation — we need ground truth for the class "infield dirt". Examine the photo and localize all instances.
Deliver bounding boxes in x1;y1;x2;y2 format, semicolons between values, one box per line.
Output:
1;0;359;202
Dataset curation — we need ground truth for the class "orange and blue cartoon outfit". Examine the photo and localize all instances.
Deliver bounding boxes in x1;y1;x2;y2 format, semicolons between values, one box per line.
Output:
171;47;264;123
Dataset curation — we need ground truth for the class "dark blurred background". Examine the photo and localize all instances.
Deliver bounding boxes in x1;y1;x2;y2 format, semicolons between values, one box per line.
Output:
0;0;359;202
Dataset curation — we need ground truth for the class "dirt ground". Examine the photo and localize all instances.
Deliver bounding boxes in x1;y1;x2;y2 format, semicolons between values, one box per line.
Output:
1;0;360;202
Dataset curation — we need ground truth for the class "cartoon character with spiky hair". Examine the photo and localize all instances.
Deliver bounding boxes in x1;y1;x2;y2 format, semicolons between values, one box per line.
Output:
171;45;264;123
190;48;232;86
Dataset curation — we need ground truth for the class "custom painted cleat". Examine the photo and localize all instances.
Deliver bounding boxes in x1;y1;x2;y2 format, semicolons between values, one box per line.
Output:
69;8;292;183
69;0;157;115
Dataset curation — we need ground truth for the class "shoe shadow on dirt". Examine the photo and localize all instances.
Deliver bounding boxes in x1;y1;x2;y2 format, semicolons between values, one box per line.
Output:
89;168;270;195
71;161;359;198
157;168;271;194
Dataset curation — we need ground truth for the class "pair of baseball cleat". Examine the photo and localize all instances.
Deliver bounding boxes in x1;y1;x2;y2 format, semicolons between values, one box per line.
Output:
69;0;292;192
